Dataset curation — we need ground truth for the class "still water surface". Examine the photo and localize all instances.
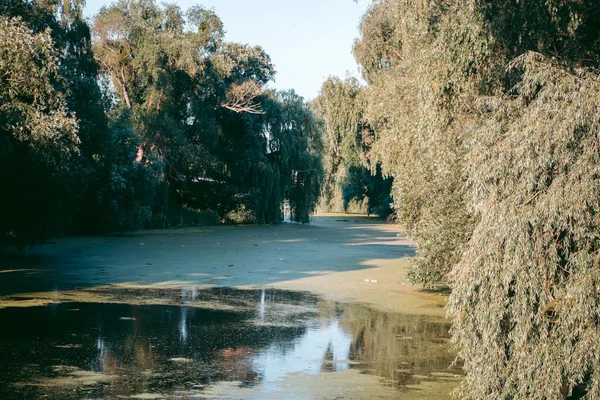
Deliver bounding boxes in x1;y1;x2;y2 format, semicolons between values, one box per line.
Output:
0;288;459;399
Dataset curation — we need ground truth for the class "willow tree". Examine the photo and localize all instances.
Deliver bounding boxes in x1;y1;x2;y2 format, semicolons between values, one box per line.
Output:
0;16;80;246
451;51;600;400
446;1;600;398
354;0;481;283
353;0;600;397
267;90;324;223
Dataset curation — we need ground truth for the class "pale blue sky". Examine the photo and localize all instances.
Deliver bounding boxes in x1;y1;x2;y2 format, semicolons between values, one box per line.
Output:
84;0;370;100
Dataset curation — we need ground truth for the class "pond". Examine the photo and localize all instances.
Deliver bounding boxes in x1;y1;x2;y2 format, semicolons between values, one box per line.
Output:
0;288;460;399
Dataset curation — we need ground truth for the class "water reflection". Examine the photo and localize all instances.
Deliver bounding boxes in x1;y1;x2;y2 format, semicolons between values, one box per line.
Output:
0;288;459;399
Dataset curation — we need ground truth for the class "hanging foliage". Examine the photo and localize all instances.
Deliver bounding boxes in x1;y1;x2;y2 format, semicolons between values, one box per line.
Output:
312;77;392;217
352;0;600;397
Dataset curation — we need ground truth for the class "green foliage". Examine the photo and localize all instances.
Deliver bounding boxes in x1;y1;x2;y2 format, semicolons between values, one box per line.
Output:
91;0;322;226
450;52;600;400
1;0;324;246
94;107;164;232
224;204;258;225
0;16;80;247
312;76;392;217
353;0;478;283
0;0;165;238
342;165;392;217
265;90;325;223
353;0;600;397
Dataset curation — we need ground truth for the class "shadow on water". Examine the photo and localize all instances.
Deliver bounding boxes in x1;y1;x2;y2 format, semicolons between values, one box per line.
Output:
0;288;459;399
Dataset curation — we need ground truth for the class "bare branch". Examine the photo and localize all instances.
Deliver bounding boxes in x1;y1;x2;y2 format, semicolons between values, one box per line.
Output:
221;80;266;114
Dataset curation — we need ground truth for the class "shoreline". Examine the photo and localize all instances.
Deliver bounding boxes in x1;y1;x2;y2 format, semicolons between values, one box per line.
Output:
271;257;449;318
0;214;460;399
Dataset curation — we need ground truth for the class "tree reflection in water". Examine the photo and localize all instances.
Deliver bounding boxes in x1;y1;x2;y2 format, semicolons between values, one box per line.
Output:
0;288;459;399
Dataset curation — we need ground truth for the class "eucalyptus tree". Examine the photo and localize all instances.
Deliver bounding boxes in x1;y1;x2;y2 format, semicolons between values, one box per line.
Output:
312;77;362;212
92;0;273;217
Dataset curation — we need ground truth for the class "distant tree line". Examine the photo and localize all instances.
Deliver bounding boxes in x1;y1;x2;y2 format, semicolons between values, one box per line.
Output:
311;77;393;218
1;0;324;247
346;0;600;398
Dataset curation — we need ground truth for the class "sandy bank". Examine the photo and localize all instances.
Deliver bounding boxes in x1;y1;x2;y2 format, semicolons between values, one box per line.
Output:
272;257;449;318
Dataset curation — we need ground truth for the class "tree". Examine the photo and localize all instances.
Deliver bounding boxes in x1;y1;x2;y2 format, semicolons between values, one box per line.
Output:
351;0;600;397
451;51;600;400
0;16;80;246
267;90;324;223
1;0;325;245
446;1;600;398
1;0;163;234
312;76;392;217
91;1;252;220
92;0;322;225
353;0;478;284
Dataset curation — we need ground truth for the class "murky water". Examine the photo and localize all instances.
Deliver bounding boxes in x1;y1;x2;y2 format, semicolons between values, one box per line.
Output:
0;288;459;399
